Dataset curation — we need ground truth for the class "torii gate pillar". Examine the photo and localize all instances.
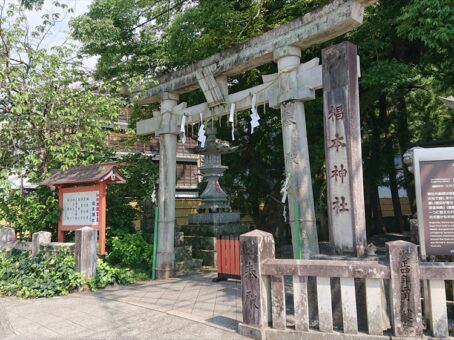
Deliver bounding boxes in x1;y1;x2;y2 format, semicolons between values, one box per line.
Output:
156;92;179;279
274;46;319;258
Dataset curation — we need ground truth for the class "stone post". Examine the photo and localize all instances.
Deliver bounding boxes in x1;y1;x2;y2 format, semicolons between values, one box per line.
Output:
322;41;367;257
238;230;275;339
0;227;15;249
31;231;51;256
156;92;179;279
387;240;423;337
273;46;319;258
75;227;97;278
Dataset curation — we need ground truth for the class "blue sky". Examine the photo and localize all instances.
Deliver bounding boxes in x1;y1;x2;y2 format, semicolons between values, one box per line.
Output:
24;0;95;69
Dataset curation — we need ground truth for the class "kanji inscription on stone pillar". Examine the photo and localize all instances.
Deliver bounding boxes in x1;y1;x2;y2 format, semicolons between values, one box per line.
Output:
322;41;366;256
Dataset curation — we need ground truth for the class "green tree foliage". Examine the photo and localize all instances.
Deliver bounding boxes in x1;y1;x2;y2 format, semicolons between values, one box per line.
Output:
163;1;263;66
0;1;124;182
72;0;454;238
106;153;158;237
0;1;127;238
347;0;453;231
70;0;187;80
0;186;59;239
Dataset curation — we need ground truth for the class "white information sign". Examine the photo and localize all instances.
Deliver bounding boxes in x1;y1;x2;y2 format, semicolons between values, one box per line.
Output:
62;190;100;226
414;147;454;258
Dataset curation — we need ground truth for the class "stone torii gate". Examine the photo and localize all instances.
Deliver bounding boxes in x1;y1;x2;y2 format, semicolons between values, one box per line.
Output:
135;0;375;279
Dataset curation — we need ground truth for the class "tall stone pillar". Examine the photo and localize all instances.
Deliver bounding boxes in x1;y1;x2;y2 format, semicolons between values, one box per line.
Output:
156;92;179;279
273;46;319;258
322;42;367;256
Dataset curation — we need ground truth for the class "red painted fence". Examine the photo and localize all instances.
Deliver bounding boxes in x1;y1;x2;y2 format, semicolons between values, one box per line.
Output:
215;235;240;281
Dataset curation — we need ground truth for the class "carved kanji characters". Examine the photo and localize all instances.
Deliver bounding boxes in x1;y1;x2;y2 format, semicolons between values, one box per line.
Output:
244;261;257;279
331;164;347;183
328;104;345;122
245;290;259;310
332;196;349;213
329;133;346;151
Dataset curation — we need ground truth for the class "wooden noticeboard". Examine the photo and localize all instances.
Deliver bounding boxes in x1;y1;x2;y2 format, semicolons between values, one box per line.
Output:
58;183;107;254
414;147;454;257
41;162;126;256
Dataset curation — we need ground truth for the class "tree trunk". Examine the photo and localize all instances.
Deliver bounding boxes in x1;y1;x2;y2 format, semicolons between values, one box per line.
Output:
379;94;405;232
389;166;405;232
370;183;387;235
396;95;416;215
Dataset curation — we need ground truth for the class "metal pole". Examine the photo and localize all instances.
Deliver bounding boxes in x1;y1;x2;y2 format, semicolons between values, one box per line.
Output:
152;206;159;280
293;199;302;259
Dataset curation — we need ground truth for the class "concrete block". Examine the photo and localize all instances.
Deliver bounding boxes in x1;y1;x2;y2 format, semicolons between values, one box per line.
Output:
75;227;97;278
13;241;32;252
184;236;216;250
192;249;216;266
32;231;51;256
40;242;75;254
174;259;203;275
188;212;240;225
0;227;15;249
175;245;192;262
180;223;250;237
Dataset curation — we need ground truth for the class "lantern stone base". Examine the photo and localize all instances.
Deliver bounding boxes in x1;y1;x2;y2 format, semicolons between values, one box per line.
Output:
179;223;249;237
156;229;204;276
187;212;240;224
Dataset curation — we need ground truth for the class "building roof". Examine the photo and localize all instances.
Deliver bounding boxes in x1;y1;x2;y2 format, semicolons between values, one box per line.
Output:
439;96;454;109
41;162;126;186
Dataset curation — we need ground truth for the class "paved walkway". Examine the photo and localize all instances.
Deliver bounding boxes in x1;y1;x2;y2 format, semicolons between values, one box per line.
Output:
1;273;248;339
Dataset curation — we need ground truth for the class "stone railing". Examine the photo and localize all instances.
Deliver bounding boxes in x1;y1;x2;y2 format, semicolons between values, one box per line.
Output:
0;227;97;278
239;230;454;339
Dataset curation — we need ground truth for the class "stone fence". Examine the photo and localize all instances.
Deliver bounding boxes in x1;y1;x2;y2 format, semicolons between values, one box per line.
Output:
239;230;454;339
0;227;97;278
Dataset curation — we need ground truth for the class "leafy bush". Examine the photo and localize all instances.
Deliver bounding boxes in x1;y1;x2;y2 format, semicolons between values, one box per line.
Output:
0;249;136;298
106;233;152;270
87;259;135;290
0;186;59;240
0;249;83;298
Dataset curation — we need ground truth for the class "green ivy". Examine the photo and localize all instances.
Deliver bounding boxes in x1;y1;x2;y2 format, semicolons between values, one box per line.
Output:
106;232;152;270
0;249;136;298
87;259;135;290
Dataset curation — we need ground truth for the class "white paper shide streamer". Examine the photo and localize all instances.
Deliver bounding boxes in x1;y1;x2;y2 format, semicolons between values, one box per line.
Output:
281;174;290;222
197;113;207;148
151;187;157;204
281;175;290;204
229;103;235;141
180;115;186;144
250;93;260;133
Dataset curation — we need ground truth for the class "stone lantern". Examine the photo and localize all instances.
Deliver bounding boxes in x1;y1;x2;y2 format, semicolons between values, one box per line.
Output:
187;126;240;224
181;126;250;272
